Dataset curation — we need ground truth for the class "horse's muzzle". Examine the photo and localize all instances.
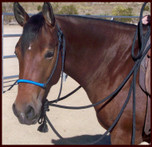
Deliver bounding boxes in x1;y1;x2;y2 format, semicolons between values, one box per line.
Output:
12;103;39;125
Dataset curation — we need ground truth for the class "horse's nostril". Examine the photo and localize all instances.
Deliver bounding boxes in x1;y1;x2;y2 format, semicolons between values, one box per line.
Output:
25;105;35;120
12;103;15;112
12;103;18;117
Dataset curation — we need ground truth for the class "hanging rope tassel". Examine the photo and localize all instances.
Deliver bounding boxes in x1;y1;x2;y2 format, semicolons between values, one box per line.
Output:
38;100;50;133
37;115;48;133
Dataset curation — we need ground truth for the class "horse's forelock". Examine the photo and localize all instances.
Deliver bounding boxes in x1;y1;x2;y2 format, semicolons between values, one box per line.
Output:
20;13;45;55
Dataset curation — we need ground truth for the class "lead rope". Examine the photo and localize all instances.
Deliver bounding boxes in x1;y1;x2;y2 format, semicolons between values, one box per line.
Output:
131;2;151;144
37;41;150;144
2;80;18;94
37;2;150;145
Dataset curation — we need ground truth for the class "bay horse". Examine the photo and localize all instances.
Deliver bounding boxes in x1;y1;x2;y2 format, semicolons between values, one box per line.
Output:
13;2;150;144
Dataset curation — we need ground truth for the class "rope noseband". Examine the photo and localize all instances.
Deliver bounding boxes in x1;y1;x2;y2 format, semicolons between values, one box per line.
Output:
17;79;46;88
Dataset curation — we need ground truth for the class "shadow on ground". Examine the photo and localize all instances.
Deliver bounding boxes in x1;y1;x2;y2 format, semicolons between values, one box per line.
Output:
51;134;111;145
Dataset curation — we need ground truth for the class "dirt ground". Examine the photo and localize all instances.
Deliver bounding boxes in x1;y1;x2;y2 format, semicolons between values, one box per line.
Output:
2;25;149;145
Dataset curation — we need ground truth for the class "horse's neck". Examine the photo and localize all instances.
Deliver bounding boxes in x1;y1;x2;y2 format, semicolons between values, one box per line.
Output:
56;15;137;91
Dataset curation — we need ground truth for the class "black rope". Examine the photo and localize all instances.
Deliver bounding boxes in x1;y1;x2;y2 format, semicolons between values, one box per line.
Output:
37;2;150;145
2;80;18;94
45;25;63;86
48;45;149;110
49;85;81;104
56;35;66;101
131;2;150;61
37;42;150;136
131;2;151;144
40;79;132;145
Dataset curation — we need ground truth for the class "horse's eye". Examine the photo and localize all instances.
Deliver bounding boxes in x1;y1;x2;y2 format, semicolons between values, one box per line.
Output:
45;51;54;59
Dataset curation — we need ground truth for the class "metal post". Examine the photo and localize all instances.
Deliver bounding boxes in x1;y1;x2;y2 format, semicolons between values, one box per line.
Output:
2;14;4;93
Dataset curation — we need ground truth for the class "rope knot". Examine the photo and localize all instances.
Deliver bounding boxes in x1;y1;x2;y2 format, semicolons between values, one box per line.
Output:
43;99;50;112
37;99;50;133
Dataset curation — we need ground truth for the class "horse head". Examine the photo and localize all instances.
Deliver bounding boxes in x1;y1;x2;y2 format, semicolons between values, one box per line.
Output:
13;2;61;125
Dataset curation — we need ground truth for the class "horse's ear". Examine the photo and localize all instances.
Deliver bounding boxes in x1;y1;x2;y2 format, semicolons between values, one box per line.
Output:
13;2;29;26
42;2;55;27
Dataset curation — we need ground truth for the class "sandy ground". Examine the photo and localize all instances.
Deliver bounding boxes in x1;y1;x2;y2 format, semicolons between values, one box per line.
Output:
2;25;149;145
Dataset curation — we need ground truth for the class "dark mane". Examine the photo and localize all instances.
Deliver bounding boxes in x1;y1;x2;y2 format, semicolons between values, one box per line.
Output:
56;14;137;27
21;13;45;54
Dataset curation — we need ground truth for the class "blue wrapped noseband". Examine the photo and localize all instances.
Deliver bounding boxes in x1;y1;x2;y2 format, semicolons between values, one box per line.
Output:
17;79;46;88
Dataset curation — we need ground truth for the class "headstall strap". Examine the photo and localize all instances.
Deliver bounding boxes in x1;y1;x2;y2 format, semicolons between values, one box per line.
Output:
37;24;66;133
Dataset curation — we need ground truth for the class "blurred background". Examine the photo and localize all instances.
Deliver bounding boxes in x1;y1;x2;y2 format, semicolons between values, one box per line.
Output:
2;2;151;24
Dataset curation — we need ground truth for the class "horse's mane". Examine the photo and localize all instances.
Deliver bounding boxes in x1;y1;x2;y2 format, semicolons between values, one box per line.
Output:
56;14;137;27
